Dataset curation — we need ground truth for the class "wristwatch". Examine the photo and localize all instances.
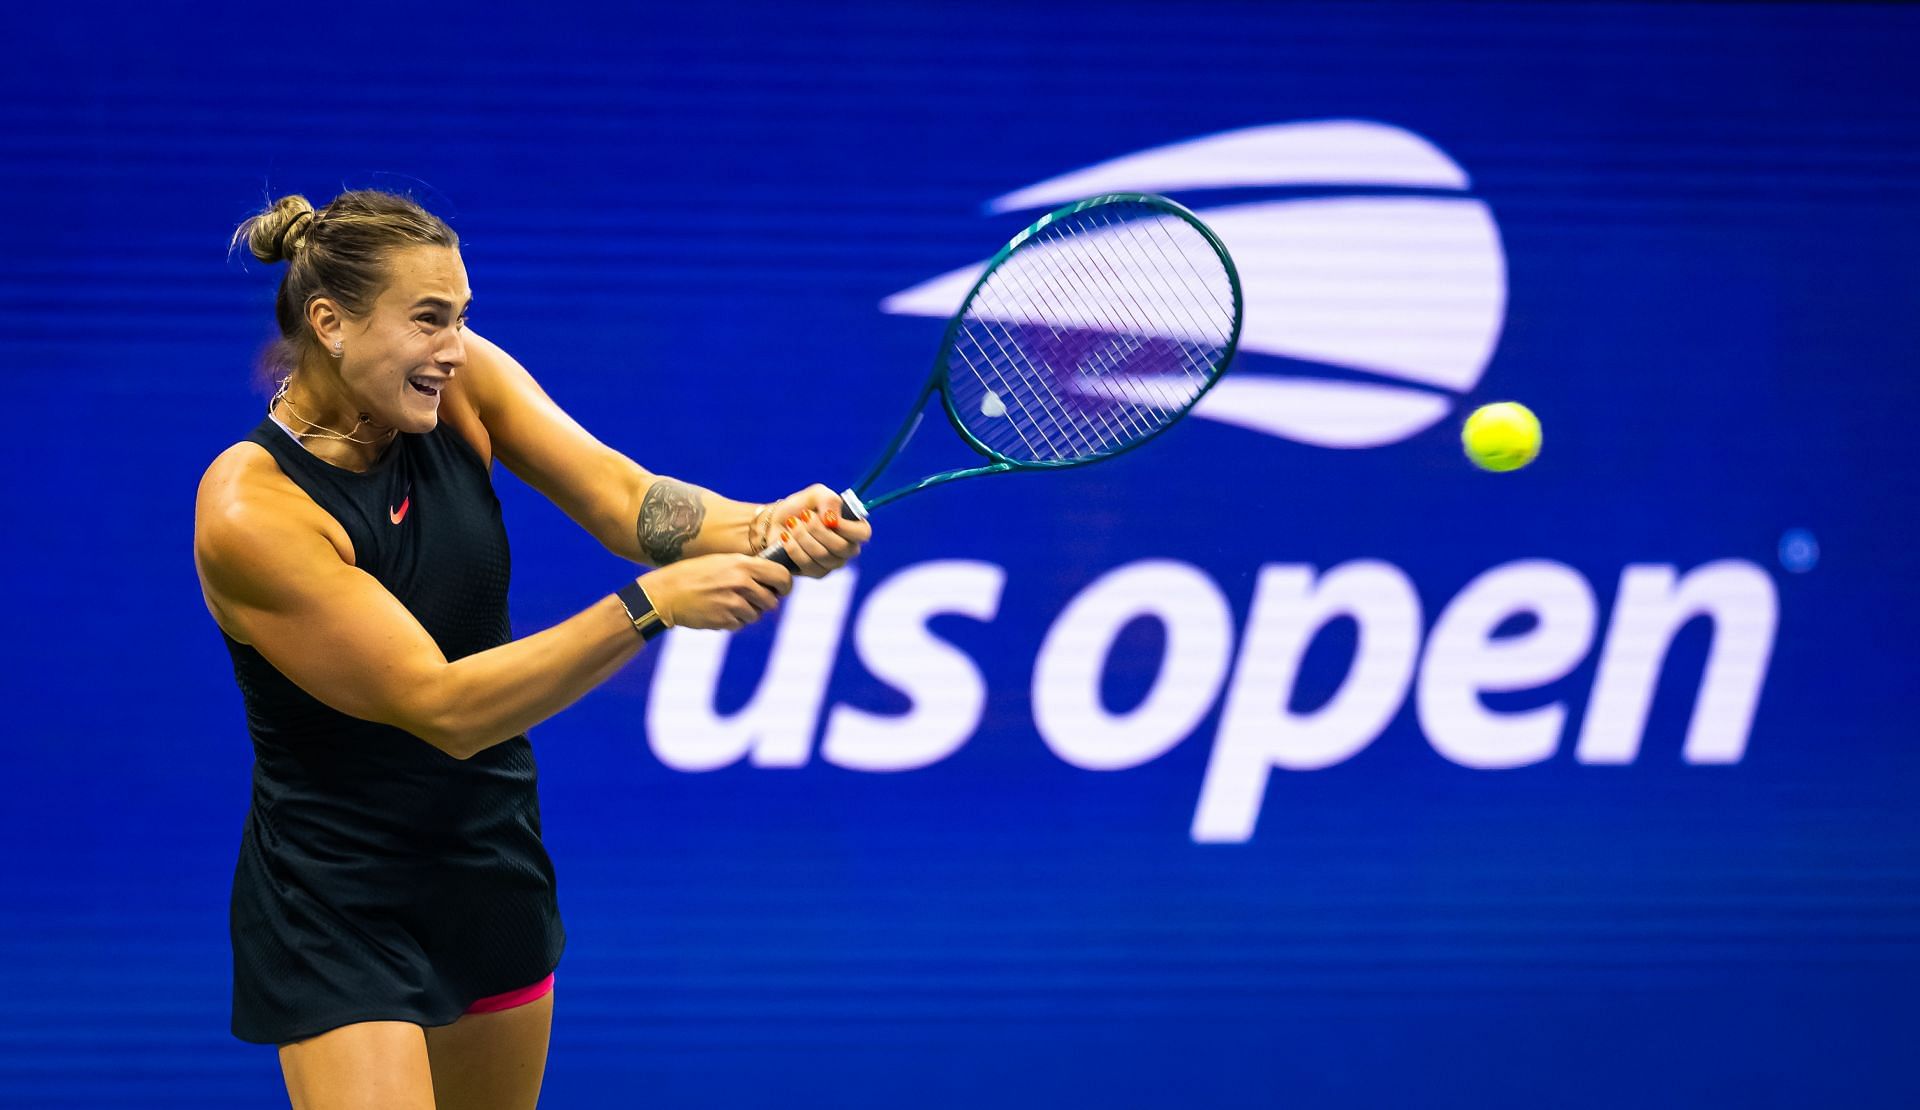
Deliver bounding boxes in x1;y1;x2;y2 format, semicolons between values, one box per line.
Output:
615;581;669;641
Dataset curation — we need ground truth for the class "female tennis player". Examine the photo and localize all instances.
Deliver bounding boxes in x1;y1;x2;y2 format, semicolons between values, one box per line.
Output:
194;189;870;1110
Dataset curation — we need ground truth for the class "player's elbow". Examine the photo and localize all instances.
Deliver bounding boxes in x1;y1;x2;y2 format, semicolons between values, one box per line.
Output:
412;719;485;761
410;707;515;761
601;464;660;564
396;678;502;761
595;522;642;565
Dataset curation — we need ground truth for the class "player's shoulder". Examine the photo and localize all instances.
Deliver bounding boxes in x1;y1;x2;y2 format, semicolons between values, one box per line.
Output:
197;440;297;524
434;329;511;462
195;441;345;584
449;328;511;407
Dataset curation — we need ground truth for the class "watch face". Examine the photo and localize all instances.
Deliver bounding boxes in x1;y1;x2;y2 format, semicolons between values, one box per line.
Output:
615;584;665;640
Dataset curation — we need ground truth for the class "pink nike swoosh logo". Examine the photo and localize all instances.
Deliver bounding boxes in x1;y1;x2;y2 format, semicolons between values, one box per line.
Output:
389;495;411;525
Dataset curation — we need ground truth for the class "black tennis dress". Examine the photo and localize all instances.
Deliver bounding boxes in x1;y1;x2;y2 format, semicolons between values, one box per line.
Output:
222;416;564;1045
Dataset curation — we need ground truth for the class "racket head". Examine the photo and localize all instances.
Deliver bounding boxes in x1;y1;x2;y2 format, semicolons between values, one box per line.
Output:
931;193;1243;471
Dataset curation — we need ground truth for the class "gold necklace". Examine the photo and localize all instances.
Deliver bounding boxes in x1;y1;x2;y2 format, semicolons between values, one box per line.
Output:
269;377;396;446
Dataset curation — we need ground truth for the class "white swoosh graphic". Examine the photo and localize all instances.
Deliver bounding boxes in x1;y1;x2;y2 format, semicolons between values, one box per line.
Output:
884;196;1504;390
987;120;1471;212
882;120;1509;450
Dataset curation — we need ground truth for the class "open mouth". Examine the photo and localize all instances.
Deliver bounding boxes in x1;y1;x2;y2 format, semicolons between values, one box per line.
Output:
408;376;442;397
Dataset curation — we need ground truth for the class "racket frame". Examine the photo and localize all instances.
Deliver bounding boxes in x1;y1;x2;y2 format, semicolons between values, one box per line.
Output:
854;191;1244;511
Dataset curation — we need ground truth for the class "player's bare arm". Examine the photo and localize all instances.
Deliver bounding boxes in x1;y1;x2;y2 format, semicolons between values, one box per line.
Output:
193;445;791;761
450;330;871;575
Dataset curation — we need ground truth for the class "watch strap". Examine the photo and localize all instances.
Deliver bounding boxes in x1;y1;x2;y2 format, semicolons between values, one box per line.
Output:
616;580;668;641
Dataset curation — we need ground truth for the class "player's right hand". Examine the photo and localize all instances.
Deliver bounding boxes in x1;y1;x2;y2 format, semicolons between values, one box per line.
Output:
638;554;792;631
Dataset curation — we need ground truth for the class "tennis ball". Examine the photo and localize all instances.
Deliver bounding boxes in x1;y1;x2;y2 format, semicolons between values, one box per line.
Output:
1461;402;1541;472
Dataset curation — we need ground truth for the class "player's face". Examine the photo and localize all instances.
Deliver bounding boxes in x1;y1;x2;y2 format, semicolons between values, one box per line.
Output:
337;246;472;434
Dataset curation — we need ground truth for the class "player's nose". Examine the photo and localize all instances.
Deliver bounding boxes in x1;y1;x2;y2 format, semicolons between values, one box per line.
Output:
435;328;467;371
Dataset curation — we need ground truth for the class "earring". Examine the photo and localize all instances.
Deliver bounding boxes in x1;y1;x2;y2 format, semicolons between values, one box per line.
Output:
332;340;343;358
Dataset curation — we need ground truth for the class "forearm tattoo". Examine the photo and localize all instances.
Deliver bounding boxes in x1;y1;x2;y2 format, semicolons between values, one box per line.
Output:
636;479;707;564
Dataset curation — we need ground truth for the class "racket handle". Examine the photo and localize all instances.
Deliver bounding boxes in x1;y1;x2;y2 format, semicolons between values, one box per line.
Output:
757;488;869;571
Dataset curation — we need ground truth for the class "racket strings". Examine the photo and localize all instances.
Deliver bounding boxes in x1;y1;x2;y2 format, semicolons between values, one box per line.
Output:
948;200;1234;464
968;228;1135;455
983;207;1221;453
1036;211;1198;428
1077;211;1218;417
974;237;1154;455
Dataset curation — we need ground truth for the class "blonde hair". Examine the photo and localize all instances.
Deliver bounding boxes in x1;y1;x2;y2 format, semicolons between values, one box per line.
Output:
231;190;459;374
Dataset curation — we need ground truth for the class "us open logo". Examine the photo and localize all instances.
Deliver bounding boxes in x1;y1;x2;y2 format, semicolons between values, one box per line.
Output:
646;126;1777;844
881;120;1508;449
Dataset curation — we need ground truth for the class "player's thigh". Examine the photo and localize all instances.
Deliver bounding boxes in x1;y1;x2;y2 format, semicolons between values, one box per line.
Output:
278;1020;435;1110
424;991;554;1110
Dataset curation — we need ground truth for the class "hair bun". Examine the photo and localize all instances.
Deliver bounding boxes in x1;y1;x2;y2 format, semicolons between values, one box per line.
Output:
235;195;318;264
278;209;317;257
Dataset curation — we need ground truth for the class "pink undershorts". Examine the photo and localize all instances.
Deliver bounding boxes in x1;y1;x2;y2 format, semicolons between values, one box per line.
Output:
463;973;555;1015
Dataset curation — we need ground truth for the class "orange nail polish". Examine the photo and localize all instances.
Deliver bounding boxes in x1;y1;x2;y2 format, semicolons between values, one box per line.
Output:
825;512;840;529
801;509;812;521
786;517;797;528
780;530;790;542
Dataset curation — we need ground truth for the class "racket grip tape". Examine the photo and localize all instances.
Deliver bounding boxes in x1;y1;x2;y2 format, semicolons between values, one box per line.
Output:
757;488;869;571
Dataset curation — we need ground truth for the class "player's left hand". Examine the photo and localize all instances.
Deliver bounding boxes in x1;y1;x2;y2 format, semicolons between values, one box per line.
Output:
765;484;871;577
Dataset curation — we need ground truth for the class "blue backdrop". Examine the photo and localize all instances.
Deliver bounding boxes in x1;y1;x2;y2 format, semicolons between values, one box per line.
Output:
4;2;1919;1106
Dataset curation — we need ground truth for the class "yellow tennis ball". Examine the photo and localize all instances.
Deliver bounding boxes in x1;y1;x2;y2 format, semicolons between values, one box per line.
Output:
1461;402;1541;472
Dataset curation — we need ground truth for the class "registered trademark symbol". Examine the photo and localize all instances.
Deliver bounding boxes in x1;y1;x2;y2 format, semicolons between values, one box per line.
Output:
1778;528;1819;573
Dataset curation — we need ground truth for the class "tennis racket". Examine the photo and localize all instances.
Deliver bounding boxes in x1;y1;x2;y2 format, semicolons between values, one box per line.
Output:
761;192;1243;569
